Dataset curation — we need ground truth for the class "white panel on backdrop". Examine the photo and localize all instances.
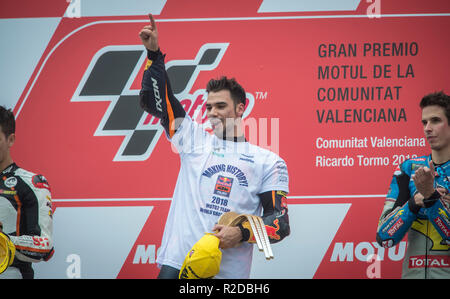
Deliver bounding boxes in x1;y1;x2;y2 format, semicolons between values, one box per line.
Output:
258;0;361;13
64;0;167;18
250;204;351;278
34;206;153;278
0;18;61;110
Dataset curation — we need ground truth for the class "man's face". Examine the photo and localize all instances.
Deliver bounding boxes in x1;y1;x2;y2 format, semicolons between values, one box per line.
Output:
206;90;244;138
422;105;450;152
0;125;14;166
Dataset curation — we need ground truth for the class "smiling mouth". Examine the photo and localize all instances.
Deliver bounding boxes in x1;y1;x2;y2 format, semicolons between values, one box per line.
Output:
209;119;222;129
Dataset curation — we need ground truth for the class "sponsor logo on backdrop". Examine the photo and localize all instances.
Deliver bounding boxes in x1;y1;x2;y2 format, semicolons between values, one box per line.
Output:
330;241;407;262
70;43;255;161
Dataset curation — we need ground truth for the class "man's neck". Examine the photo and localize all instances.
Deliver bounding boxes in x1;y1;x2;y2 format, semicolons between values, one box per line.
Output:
0;156;14;173
431;148;450;164
218;130;246;142
219;123;246;142
223;134;246;142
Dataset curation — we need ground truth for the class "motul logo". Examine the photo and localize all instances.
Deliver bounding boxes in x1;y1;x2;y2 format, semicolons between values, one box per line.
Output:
330;241;406;262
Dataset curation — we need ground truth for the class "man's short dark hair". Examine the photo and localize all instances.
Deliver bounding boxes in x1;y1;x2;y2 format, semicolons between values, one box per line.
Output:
0;106;15;137
420;91;450;123
206;76;246;107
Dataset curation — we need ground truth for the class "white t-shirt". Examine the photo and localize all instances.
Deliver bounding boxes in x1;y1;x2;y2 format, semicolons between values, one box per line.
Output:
156;115;289;278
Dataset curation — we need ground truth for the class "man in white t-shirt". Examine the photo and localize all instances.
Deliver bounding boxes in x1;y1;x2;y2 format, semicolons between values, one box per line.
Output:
139;14;290;279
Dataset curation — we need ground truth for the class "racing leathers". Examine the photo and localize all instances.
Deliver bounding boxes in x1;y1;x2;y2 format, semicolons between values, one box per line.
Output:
139;48;290;277
0;163;54;279
376;155;450;278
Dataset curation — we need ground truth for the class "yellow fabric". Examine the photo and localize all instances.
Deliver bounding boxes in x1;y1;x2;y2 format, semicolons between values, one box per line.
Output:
0;233;15;274
179;234;222;279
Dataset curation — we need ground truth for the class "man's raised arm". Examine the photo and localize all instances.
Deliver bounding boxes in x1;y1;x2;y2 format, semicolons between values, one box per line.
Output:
139;14;186;138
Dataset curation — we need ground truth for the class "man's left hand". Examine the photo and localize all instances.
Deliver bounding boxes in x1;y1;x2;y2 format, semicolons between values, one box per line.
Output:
212;224;242;249
412;160;436;198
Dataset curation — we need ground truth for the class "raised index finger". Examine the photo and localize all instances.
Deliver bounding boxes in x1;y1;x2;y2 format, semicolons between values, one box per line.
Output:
148;13;157;30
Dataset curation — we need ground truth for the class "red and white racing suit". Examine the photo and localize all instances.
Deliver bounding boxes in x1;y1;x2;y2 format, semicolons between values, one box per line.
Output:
0;163;54;279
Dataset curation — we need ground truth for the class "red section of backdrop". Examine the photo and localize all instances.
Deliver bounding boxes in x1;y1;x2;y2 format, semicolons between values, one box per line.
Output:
13;16;449;198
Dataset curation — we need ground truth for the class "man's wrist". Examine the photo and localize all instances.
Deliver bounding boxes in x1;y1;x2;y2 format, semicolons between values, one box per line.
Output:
408;196;422;214
237;223;249;242
423;190;441;208
422;188;436;199
146;48;161;60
